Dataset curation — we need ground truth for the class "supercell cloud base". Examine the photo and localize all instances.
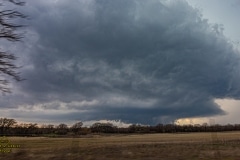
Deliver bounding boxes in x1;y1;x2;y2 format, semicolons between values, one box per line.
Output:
1;0;240;125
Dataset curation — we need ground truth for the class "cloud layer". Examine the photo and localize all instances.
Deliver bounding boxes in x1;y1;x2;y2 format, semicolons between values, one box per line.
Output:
1;0;240;124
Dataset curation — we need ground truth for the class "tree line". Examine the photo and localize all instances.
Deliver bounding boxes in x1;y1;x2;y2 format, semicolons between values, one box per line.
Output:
1;117;240;136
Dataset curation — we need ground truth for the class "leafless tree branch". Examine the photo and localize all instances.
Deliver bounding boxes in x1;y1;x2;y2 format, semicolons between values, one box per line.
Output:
0;0;26;93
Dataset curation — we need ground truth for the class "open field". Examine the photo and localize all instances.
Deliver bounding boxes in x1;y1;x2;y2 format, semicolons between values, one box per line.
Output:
1;132;240;160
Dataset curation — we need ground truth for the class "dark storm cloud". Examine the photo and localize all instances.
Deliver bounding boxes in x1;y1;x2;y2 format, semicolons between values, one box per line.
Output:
1;0;240;124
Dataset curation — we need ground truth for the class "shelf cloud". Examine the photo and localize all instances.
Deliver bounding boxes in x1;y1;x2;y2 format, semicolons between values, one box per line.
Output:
1;0;240;124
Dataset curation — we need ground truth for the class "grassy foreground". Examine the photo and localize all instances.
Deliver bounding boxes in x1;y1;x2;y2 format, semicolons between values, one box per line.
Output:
1;132;240;160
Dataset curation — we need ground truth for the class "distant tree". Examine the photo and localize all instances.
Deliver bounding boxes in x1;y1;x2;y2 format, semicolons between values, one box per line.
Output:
27;123;38;128
47;124;54;129
128;124;150;133
128;124;140;133
91;122;116;133
39;124;55;135
18;123;38;135
46;124;55;134
71;121;83;134
56;123;68;135
164;124;176;133
201;123;208;132
234;124;240;131
27;123;39;134
0;0;26;93
57;123;68;129
155;123;165;133
0;117;16;134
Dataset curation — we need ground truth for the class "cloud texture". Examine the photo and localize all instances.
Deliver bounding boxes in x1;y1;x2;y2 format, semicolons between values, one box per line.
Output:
1;0;240;124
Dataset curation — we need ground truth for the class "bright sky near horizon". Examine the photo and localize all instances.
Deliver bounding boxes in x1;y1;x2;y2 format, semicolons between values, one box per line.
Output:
1;0;240;126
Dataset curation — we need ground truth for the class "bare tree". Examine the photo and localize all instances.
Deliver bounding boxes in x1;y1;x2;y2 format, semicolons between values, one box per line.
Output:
0;0;26;93
71;121;83;134
56;123;68;135
0;117;16;133
90;122;116;133
57;123;68;129
0;117;16;127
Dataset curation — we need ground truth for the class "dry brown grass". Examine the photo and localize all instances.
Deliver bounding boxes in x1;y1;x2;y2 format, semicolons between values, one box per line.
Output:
1;132;240;160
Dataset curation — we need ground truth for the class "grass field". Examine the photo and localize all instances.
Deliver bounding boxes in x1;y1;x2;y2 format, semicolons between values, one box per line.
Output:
1;132;240;160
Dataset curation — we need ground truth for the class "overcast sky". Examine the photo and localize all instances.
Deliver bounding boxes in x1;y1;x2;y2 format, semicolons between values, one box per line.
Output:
1;0;240;125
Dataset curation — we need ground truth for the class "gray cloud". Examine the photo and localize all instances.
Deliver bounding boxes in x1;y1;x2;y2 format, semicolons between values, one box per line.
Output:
1;0;240;124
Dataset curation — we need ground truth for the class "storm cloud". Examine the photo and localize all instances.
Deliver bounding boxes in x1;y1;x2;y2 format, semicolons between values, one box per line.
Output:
1;0;240;124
